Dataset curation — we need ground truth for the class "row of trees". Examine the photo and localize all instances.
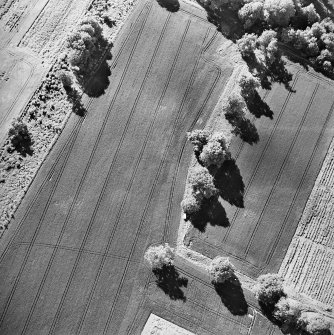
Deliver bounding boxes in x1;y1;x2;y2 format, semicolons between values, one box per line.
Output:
255;274;331;335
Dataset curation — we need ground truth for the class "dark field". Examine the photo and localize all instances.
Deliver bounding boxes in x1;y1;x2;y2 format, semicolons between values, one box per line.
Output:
188;67;334;278
0;1;278;334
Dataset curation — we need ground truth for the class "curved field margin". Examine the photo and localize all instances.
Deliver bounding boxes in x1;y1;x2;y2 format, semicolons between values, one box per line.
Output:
0;1;248;334
188;66;334;278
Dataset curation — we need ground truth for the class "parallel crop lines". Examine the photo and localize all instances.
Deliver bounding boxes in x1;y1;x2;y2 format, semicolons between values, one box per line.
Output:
20;7;154;335
100;20;192;335
222;73;301;243
244;84;319;257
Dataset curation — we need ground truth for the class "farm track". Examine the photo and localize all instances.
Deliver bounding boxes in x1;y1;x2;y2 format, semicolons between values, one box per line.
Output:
0;53;35;129
0;3;152;329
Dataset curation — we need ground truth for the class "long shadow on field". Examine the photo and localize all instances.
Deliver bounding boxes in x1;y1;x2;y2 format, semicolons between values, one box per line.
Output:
156;0;180;12
244;92;273;120
153;265;188;301
245;54;294;92
83;50;112;98
212;159;245;208
214;275;248;316
225;111;259;145
187;196;230;232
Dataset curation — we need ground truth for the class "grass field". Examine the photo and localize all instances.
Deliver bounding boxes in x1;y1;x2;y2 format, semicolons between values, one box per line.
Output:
0;1;265;333
187;66;334;278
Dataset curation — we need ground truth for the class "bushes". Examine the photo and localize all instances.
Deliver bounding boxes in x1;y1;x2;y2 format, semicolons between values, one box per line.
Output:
187;129;210;154
208;256;235;284
144;243;175;269
237;33;258;58
181;192;201;216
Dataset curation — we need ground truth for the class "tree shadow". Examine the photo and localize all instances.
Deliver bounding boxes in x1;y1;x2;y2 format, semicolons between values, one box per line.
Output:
212;159;245;208
83;50;112;97
187;196;230;232
244;53;294;92
226;112;259;145
153;265;188;301
245;91;273;119
214;275;248;316
200;5;244;42
259;292;287;322
156;0;180;12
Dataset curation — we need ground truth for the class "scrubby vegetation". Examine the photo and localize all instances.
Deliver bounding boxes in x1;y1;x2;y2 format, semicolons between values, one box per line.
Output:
208;257;235;284
144;243;175;270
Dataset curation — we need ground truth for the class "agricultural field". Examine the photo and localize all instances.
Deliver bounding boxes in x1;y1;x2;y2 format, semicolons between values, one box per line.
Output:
0;1;280;334
186;66;334;278
0;0;333;334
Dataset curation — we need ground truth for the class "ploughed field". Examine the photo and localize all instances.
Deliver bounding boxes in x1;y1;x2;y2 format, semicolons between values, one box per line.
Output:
0;1;237;334
188;68;334;278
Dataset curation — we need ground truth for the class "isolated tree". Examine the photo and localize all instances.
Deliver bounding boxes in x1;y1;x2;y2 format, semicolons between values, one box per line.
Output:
181;192;201;216
188;165;218;199
239;73;260;100
8;118;33;155
237;33;258;58
224;93;246;124
187;129;211;154
254;273;285;309
208;257;235;284
144;243;175;269
238;1;265;30
263;0;296;27
199;133;230;168
298;313;331;335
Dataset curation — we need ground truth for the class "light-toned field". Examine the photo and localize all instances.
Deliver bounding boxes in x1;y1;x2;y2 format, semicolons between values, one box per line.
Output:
280;137;334;307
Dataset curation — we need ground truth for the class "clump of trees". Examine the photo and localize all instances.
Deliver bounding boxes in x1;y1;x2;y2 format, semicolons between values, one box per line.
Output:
208;256;235;284
281;18;334;75
144;243;175;269
187;130;231;169
66;17;108;83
